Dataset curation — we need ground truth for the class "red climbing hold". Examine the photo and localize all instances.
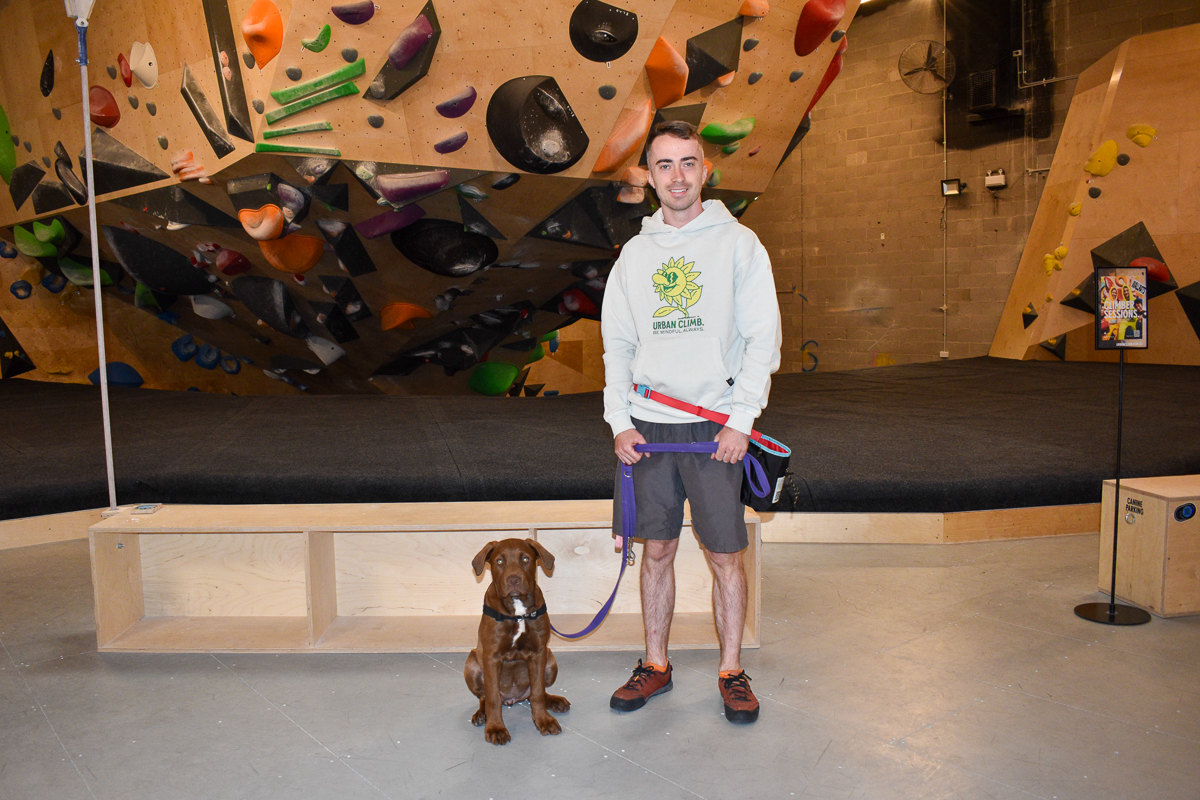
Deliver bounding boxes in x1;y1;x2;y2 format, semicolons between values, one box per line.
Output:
804;35;847;117
89;86;121;128
794;0;846;57
117;53;133;87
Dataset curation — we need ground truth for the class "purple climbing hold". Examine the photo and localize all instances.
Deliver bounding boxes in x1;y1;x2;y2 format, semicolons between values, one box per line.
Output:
433;131;468;154
355;204;426;239
388;13;435;70
331;0;375;25
376;170;449;205
436;86;477;118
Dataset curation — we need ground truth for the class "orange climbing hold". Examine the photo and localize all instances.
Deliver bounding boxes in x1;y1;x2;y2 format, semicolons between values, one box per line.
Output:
794;0;846;57
740;0;769;17
259;234;325;274
242;0;284;69
715;71;736;88
380;302;433;330
804;35;847;117
645;37;688;109
593;99;653;174
621;165;649;187
238;204;286;240
89;86;121;128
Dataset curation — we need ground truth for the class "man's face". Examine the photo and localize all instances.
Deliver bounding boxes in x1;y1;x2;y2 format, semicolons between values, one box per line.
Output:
645;134;707;221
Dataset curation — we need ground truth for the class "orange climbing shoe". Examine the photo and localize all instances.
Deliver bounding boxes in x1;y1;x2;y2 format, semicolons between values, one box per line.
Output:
719;670;759;724
610;660;672;711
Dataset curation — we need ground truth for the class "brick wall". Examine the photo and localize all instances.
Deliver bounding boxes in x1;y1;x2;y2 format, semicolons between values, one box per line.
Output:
744;0;1200;375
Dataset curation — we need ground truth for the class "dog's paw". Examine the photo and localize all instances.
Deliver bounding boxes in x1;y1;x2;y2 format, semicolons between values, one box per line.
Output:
471;709;486;727
546;695;571;714
485;724;512;745
534;714;562;736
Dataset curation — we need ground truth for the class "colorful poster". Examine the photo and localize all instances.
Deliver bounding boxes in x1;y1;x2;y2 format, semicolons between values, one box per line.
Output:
1095;266;1148;349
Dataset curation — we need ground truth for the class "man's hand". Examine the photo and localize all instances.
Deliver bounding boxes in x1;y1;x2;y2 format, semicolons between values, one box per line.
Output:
614;428;648;466
713;426;750;464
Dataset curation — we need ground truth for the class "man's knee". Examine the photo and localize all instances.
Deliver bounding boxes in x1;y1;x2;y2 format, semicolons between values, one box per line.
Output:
706;549;746;581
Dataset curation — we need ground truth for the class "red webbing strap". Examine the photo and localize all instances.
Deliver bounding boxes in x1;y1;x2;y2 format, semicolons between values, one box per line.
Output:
633;383;769;446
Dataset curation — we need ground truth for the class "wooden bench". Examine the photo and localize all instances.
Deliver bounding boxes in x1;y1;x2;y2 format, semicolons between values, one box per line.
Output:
89;501;761;653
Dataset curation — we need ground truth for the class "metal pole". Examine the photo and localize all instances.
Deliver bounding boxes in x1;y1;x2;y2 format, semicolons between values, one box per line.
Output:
1107;348;1124;616
76;19;118;510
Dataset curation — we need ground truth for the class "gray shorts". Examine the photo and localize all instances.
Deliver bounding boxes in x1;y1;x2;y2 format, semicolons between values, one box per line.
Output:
612;418;748;554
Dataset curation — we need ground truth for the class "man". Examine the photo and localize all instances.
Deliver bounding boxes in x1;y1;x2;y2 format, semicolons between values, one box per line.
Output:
600;120;782;724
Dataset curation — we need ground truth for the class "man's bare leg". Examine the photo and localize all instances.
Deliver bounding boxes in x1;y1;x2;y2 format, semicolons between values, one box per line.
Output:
641;538;679;665
706;549;747;673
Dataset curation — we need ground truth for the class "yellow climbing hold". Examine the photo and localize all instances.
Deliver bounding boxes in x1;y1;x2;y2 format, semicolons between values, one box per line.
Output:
1084;139;1118;176
1053;245;1067;261
1068;202;1081;216
1022;303;1036;315
1043;254;1057;275
1126;124;1156;147
1045;294;1054;303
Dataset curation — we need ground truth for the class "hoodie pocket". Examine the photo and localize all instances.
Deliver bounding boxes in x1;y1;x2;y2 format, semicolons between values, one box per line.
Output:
632;335;729;407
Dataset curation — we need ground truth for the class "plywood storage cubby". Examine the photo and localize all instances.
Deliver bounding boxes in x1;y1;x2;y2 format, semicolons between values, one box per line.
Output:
89;501;761;653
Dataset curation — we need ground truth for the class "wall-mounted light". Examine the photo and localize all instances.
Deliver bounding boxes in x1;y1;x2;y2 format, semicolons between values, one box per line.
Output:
985;168;1007;190
941;178;967;196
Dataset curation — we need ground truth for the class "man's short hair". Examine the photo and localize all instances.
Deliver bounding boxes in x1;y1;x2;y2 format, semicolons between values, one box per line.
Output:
646;120;701;155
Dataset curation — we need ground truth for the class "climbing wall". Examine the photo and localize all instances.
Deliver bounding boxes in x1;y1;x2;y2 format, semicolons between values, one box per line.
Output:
990;23;1200;366
0;0;857;395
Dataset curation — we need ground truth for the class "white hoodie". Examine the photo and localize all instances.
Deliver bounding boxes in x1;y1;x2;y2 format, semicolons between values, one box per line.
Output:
602;200;782;437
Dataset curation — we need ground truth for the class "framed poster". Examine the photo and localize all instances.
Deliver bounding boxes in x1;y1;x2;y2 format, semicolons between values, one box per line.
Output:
1095;266;1148;349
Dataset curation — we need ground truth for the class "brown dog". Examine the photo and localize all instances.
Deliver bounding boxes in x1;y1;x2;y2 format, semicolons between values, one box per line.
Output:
464;538;570;745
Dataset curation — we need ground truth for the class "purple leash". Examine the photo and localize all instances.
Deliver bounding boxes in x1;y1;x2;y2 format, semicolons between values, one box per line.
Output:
550;442;770;640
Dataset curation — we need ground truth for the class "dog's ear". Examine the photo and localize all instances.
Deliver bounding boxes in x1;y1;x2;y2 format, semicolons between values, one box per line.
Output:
472;541;498;576
526;539;555;575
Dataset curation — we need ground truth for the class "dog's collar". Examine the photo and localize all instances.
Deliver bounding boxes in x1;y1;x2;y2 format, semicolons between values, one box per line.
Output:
483;602;548;623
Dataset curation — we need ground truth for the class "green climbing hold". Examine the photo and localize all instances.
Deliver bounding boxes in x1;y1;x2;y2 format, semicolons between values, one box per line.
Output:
33;218;67;246
302;24;332;52
700;117;756;145
269;59;364;105
14;225;57;258
538;330;559;343
58;256;114;288
0;104;14;185
261;121;334;139
706;169;722;188
266;82;360;125
134;281;161;310
255;142;342;156
455;183;488;201
721;142;741;155
468;361;520;396
525;345;545;365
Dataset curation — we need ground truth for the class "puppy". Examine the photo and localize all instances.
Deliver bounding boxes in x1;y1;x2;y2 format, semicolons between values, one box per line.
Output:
464;538;570;745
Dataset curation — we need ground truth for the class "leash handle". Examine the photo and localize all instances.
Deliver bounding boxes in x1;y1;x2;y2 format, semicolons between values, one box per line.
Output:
633;384;788;455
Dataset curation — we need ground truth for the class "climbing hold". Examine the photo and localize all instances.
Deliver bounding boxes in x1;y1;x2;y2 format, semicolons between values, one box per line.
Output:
9;280;32;299
147;101;157;115
252;100;265;114
40;51;56;96
469;362;519;396
1068;202;1081;216
621;165;648;186
433;131;468;154
332;0;375;24
455;183;487;201
595;85;617;102
0;240;16;258
706;169;721;188
303;24;332;52
1042;254;1057;276
215;248;253;275
172;334;199;361
128;95;139;109
368;114;384;128
0;106;12;185
744;39;759;52
306;336;345;365
616;186;644;204
266;82;359;125
42;273;67;293
391;218;498;277
89;86;121;128
195;344;221;369
1126;124;1155;147
805;35;847;116
342;48;359;63
230;275;310;337
118;53;133;87
1053;245;1068;261
259;234;325;273
286;67;303;81
714;72;736;88
492;173;520;190
376;170;450;205
569;0;639;63
1021;303;1038;329
14;224;58;258
388;6;436;71
794;0;845;57
102;225;218;295
1116;153;1130;166
191;294;235;319
272;61;366;105
722;142;740;155
238;205;286;240
129;42;158;88
436;86;477;118
739;0;769;16
107;66;117;79
748;72;762;84
486;76;590;174
261;121;334;139
789;70;804;82
685;19;743;95
181;64;236;157
380;301;433;330
1088;187;1101;199
242;0;284;68
1130;255;1171;284
88;362;144;388
1083;139;1117;176
645;37;688;109
170;151;213;184
593;98;653;174
243;51;256;68
701;117;755;145
356;204;426;239
220;354;241;374
831;29;846;42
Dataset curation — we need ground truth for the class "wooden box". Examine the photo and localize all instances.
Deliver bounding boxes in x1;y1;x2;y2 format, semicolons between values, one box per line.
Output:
88;501;760;652
1099;475;1200;617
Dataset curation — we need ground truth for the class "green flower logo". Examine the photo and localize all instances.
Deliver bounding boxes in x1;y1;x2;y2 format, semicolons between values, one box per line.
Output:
652;256;702;317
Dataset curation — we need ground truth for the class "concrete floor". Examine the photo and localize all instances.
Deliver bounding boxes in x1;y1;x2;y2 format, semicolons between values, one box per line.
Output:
1;534;1198;800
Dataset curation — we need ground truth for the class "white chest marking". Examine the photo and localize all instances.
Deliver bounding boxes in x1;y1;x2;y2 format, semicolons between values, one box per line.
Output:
511;598;527;646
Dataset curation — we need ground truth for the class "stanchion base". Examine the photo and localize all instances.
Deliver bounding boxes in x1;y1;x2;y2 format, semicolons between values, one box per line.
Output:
1074;602;1151;626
